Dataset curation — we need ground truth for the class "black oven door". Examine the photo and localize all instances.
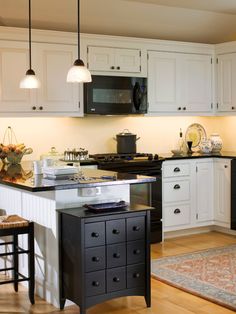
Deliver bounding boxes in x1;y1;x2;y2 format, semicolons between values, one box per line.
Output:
84;75;147;115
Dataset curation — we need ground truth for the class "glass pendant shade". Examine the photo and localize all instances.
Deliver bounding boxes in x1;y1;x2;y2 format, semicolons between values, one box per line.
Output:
67;59;92;83
20;69;40;89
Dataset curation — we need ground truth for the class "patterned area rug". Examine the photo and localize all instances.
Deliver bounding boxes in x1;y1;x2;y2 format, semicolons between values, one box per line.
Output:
151;245;236;311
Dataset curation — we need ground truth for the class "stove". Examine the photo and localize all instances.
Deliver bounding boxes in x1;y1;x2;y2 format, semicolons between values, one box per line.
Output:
90;153;160;162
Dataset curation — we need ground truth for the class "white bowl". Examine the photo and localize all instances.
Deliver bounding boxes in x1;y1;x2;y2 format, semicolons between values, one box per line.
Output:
171;149;182;155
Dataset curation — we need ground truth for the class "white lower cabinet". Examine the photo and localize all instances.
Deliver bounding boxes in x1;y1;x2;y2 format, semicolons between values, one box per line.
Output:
163;158;215;232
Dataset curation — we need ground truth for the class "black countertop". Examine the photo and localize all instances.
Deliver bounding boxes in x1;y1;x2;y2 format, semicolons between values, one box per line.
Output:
159;151;236;161
0;162;156;192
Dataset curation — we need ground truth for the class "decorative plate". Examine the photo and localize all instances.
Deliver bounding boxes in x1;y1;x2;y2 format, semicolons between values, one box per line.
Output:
185;123;207;148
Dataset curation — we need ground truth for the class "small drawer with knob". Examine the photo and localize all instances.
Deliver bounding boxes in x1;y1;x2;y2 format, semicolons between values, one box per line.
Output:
85;246;105;272
106;267;126;293
106;219;125;244
85;222;105;248
85;270;105;297
163;180;190;203
127;216;145;241
127;240;145;265
106;243;126;268
164;203;190;227
127;264;145;288
163;163;190;178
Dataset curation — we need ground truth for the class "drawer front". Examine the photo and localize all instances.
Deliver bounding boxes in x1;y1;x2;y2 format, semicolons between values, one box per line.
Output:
127;216;145;241
163;180;190;202
127;240;145;265
163;163;190;178
85;270;105;297
164;203;190;227
107;243;126;268
85;246;105;272
127;263;145;288
106;219;126;244
85;222;105;248
107;267;126;292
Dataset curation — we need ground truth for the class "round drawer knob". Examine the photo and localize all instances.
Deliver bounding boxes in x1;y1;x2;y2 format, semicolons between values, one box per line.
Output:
92;281;100;287
134;249;141;255
111;66;115;70
113;253;121;259
39;106;43;110
183;107;186;110
224;165;228;168
232;107;235;110
113;277;120;283
91;232;99;238
177;107;181;110
133;226;140;232
133;272;140;278
32;106;36;110
112;229;120;235
92;256;100;262
116;66;120;70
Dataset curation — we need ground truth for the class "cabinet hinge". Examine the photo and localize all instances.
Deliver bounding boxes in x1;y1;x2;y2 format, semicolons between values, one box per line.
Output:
211;103;213;109
217;102;219;109
87;47;89;53
211;58;213;64
140;65;141;71
78;101;80;109
147;53;149;60
216;58;219;64
87;62;89;68
196;213;199;220
196;166;198;172
139;51;141;57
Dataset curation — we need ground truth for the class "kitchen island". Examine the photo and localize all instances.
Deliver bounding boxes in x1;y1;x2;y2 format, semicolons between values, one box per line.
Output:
0;162;155;308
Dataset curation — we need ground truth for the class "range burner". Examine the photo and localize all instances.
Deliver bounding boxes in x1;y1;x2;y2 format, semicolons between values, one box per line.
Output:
90;153;158;162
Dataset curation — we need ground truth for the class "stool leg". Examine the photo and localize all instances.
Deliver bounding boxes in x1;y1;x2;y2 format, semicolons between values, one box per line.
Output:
28;223;35;305
13;234;18;292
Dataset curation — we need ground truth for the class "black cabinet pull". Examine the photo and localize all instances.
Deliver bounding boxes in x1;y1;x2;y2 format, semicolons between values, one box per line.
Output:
174;184;180;189
133;272;140;278
134;249;141;255
111;66;115;69
113;277;120;283
116;66;120;70
174;167;180;172
133;226;140;232
92;281;100;287
32;106;36;110
113;253;121;259
112;229;120;235
91;232;99;238
92;256;100;262
174;208;181;214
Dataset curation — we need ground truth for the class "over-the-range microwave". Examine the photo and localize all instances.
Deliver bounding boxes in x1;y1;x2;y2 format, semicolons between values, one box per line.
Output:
84;75;147;115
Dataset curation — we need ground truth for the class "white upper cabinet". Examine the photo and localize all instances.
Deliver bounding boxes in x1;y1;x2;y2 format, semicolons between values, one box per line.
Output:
32;43;83;115
87;46;141;74
0;41;34;112
148;51;213;114
217;53;236;113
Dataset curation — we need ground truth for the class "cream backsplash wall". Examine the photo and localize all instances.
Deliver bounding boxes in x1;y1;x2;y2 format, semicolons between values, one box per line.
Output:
0;116;232;160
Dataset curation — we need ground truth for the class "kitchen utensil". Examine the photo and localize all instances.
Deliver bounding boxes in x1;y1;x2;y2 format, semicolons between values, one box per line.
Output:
114;129;140;154
185;123;207;149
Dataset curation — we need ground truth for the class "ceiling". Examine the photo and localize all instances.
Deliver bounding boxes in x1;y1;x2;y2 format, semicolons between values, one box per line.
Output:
0;0;236;44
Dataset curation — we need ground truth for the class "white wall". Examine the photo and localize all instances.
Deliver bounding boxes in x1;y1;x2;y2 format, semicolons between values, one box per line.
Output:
0;115;231;160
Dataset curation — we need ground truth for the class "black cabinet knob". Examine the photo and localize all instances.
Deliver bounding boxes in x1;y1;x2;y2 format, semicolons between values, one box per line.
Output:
112;229;120;235
174;184;180;189
133;272;140;278
116;66;120;70
134;249;141;255
32;106;36;110
111;66;115;70
177;107;181;110
113;277;120;283
183;107;186;110
91;232;99;238
133;226;140;232
232;107;235;110
174;167;180;172
92;281;100;287
39;106;43;110
92;256;100;262
113;253;121;259
224;165;228;168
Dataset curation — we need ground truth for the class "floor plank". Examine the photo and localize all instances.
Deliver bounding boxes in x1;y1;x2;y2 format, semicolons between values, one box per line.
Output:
0;231;235;313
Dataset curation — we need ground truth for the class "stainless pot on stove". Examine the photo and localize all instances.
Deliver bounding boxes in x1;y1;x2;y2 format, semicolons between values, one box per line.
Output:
114;129;140;154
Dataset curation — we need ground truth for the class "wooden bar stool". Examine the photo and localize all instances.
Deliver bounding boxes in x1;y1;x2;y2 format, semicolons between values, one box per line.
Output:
0;215;35;304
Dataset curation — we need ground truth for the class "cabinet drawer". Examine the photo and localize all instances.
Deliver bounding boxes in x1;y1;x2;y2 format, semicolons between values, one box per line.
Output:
164;204;190;227
107;243;126;268
127;264;145;288
163;163;190;178
85;270;105;297
127;216;145;241
127;240;145;265
106;219;125;244
85;222;105;248
85;246;105;272
163;180;190;202
107;267;126;292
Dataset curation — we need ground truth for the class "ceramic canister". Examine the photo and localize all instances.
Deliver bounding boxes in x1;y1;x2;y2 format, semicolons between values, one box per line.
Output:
199;139;212;154
210;133;223;153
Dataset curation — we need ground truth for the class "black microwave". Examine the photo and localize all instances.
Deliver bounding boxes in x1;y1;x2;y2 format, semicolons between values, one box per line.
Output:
84;75;147;115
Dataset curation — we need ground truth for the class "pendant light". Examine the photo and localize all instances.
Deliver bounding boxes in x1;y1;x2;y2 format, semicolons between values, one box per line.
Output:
67;0;92;83
20;0;40;89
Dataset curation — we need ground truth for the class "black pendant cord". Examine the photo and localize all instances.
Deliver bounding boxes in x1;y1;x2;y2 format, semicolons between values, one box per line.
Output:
28;0;32;70
77;0;80;60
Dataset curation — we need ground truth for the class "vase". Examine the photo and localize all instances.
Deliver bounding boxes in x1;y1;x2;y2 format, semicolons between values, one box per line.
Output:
199;139;212;154
210;133;223;153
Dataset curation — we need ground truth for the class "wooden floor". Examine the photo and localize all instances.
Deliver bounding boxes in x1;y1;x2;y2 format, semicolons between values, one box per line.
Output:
0;231;236;314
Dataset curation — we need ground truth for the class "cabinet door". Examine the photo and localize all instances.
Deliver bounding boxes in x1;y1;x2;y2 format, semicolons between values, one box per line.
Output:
183;54;212;112
33;43;82;114
148;51;182;112
217;53;236;112
214;159;231;224
0;41;34;112
195;161;213;222
87;46;115;72
115;48;141;73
